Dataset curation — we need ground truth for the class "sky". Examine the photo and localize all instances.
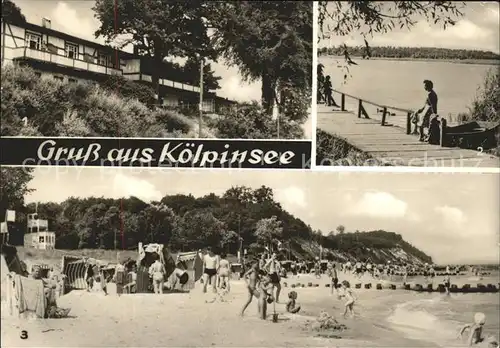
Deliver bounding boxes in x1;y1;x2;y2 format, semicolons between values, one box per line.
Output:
319;1;500;54
12;0;261;103
25;167;499;266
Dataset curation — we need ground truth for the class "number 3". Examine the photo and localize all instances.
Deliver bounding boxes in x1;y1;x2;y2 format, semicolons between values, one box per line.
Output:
20;330;28;339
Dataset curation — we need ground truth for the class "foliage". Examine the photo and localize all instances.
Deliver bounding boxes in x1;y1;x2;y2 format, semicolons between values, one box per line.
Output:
464;68;500;156
316;129;379;166
11;184;432;265
0;65;197;137
99;75;157;107
1;0;26;23
319;46;500;61
0;167;34;245
215;102;304;139
181;57;221;93
318;1;465;73
255;216;283;251
467;68;500;124
211;1;312;114
93;0;216;102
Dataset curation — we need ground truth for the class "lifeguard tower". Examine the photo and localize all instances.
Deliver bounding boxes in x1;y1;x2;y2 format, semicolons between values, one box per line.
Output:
24;213;55;250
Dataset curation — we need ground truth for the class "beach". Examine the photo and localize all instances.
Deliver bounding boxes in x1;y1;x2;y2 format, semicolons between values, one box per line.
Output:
2;271;498;347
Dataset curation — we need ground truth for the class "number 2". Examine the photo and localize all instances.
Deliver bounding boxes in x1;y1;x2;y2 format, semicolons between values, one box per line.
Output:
20;330;28;339
477;147;483;156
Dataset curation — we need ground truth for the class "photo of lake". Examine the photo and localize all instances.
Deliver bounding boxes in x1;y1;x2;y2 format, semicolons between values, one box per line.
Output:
319;56;498;127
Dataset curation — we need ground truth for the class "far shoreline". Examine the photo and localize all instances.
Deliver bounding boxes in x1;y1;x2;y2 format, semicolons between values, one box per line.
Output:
319;55;499;66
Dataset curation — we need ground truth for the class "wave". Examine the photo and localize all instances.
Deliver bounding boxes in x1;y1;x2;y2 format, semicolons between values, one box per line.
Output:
386;296;465;347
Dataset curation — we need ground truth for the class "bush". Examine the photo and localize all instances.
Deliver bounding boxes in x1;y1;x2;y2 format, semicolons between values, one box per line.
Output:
215;102;304;139
0;65;198;137
468;68;500;123
316;129;377;166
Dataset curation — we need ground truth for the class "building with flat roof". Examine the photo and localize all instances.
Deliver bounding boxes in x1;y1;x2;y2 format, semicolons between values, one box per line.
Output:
24;213;55;250
1;16;236;113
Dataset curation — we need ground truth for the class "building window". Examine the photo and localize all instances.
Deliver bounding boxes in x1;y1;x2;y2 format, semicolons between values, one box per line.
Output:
26;32;42;50
68;78;77;84
53;75;64;81
65;42;79;59
39;236;44;243
97;52;108;66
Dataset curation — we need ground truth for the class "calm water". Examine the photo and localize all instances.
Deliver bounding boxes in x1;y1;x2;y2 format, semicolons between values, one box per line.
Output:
293;273;500;347
319;56;498;127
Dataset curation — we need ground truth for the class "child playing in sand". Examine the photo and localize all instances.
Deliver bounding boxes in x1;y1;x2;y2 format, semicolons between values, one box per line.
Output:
458;312;490;346
241;263;260;316
339;280;357;319
286;290;301;314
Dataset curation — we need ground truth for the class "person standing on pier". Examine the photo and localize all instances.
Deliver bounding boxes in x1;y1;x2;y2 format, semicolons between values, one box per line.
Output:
323;76;340;108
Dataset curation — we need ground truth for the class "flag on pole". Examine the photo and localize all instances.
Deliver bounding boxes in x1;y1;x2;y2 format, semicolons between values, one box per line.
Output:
5;210;16;222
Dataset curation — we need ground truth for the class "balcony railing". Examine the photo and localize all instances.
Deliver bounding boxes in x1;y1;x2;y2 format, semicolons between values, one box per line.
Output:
27;219;49;229
11;47;122;76
126;73;200;93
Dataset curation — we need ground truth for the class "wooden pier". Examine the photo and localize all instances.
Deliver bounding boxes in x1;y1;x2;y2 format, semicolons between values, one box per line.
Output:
317;90;500;167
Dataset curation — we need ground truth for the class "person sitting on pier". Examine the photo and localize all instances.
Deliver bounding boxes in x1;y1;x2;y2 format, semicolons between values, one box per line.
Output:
323;76;340;108
412;79;438;142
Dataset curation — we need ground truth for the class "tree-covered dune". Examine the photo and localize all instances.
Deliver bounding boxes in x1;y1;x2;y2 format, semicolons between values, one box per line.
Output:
1;170;432;265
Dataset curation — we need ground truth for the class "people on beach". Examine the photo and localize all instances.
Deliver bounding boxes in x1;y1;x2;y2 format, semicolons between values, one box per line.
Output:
202;247;219;293
339;280;357;319
314;257;321;278
149;256;166;294
85;263;95;291
241;263;260;317
258;274;275;320
264;253;282;303
329;263;339;295
286;290;301;314
218;253;231;292
458;312;487;346
443;273;451;295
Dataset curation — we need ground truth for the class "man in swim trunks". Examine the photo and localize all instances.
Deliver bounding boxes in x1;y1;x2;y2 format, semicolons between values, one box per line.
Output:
241;263;260;316
202;247;219;293
264;253;282;303
329;263;339;295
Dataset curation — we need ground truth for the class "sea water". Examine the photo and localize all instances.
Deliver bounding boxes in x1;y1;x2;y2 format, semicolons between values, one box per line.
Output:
294;274;499;347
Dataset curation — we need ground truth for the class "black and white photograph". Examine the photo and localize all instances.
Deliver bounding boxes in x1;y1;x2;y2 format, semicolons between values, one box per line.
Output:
1;166;499;347
315;1;500;167
1;0;312;140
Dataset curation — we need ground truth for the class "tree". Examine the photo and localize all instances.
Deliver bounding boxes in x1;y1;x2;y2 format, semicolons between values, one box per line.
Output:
181;57;221;92
0;168;33;214
255;215;283;251
93;0;216;103
1;0;26;23
211;1;312;115
318;1;465;75
336;225;345;235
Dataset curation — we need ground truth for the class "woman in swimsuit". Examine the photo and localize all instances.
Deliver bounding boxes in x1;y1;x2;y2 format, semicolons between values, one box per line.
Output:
202;247;218;293
218;253;231;292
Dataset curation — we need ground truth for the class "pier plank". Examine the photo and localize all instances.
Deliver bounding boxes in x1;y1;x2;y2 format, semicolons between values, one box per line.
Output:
317;104;499;168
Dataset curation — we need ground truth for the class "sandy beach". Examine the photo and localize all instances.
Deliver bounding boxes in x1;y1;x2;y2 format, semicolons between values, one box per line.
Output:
2;271;498;347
